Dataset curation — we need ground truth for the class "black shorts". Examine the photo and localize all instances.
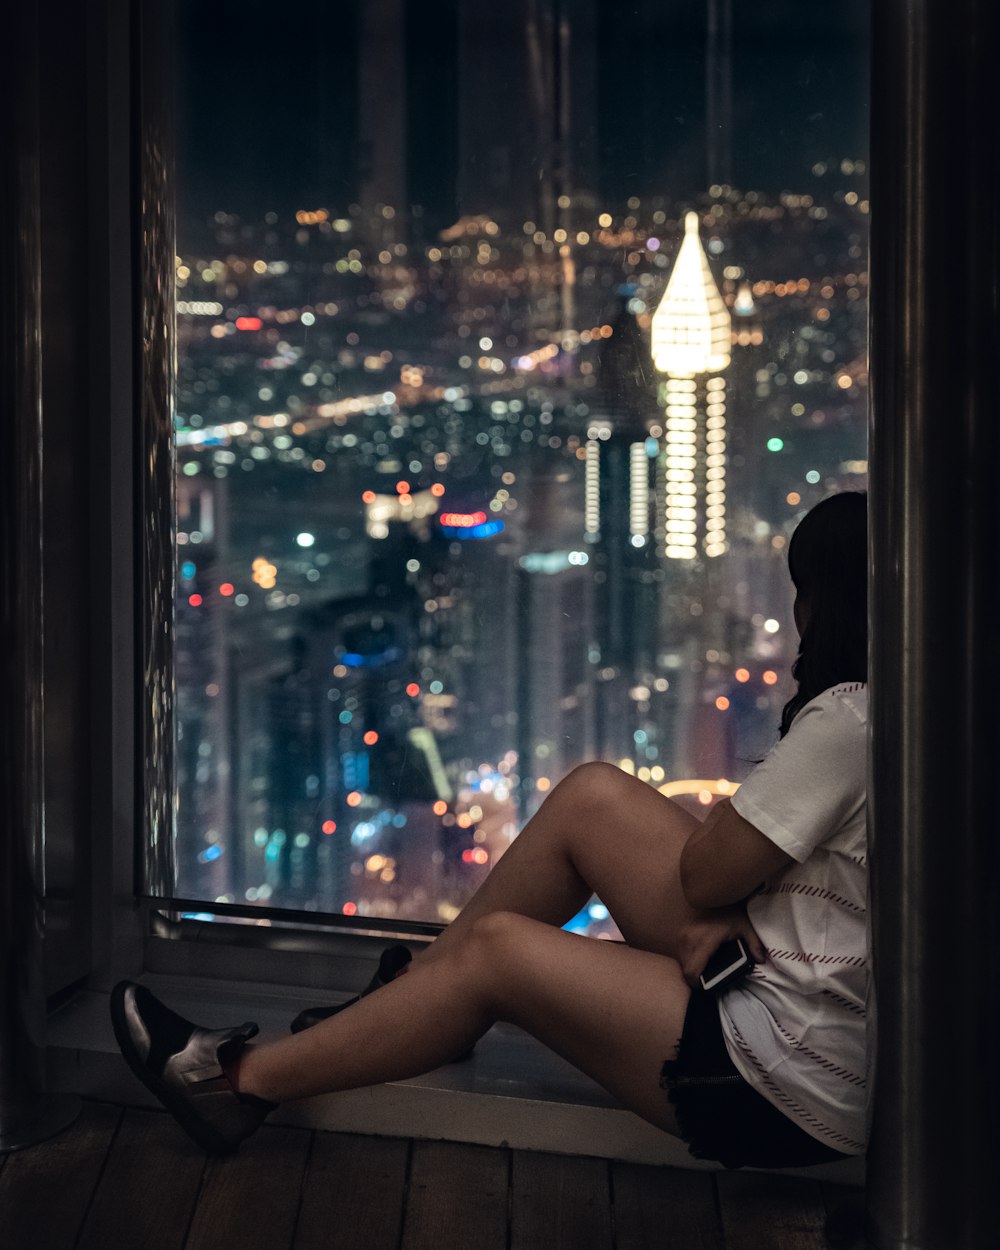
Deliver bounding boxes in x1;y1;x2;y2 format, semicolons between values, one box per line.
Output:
659;985;857;1170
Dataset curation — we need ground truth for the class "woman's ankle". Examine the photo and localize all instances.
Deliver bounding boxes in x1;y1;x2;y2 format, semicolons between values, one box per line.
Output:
221;1043;250;1094
222;1043;277;1108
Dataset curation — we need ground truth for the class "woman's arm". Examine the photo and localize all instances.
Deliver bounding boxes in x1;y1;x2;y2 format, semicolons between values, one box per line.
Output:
679;796;795;909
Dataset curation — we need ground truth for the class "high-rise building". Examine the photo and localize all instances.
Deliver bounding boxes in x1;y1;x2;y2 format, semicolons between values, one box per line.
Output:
651;211;732;559
358;0;407;239
456;0;598;231
725;278;766;536
705;0;734;188
514;553;595;815
581;296;661;762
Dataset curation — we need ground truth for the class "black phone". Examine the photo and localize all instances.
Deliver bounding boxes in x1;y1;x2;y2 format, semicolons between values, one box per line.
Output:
699;938;754;993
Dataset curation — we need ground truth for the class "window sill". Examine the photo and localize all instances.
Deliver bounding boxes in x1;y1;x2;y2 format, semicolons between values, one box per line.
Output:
45;973;865;1185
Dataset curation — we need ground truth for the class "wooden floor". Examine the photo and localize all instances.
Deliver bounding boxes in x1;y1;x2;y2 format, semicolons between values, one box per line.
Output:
0;1100;865;1250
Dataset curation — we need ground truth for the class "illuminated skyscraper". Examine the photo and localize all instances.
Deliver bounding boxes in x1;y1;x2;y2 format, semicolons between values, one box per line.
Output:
581;298;661;762
651;211;732;559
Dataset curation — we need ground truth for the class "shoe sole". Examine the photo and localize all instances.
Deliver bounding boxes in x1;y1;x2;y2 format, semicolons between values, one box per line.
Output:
109;981;235;1156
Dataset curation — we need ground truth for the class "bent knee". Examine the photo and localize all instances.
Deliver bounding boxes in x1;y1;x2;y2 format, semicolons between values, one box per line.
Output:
471;910;565;968
554;760;632;809
460;912;540;1018
467;909;528;948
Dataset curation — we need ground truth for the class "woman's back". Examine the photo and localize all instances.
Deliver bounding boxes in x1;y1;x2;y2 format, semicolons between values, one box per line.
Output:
718;682;869;1155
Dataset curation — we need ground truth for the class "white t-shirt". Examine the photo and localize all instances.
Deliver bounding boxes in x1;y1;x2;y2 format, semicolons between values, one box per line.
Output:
718;682;868;1156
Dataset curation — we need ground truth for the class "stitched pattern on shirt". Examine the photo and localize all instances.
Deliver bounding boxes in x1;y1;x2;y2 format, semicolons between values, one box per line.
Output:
767;949;868;968
820;989;866;1016
727;1021;865;1152
771;881;866;915
772;1021;867;1087
828;681;866;696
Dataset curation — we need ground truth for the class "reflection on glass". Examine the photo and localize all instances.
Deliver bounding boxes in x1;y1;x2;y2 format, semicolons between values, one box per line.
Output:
172;1;869;937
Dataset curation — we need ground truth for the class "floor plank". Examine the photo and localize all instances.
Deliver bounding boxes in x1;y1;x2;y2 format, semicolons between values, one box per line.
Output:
0;1097;862;1250
716;1172;828;1250
612;1162;725;1250
0;1100;121;1250
293;1131;409;1250
184;1123;312;1250
401;1140;508;1250
76;1107;206;1250
511;1150;613;1250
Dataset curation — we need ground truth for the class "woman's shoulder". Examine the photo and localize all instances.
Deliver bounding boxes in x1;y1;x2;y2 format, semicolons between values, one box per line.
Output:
791;682;868;731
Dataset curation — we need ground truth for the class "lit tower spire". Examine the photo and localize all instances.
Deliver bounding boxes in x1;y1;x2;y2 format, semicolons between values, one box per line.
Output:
651;211;732;559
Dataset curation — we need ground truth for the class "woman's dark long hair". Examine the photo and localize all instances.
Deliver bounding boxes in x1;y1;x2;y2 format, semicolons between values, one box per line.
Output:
777;490;868;739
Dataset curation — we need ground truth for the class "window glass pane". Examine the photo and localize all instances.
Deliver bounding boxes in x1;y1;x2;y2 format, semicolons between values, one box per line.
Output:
173;0;869;934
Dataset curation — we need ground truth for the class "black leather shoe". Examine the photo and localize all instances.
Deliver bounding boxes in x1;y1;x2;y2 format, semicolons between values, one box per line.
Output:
110;981;277;1155
289;944;476;1063
290;943;413;1033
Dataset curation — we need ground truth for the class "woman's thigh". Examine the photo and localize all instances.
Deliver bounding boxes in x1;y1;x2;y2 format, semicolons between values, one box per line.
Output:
470;909;691;1138
547;762;706;960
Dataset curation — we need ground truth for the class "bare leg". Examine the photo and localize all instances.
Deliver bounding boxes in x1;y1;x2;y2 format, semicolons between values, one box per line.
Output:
237;910;690;1138
412;762;704;969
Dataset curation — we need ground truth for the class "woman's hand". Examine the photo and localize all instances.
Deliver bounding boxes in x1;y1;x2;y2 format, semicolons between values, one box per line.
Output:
673;901;768;989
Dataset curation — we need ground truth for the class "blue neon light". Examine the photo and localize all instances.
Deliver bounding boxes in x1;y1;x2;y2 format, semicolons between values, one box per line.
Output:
440;520;505;540
340;647;403;668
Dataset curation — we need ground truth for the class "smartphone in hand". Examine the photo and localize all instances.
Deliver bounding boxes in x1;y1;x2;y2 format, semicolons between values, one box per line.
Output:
699;938;754;993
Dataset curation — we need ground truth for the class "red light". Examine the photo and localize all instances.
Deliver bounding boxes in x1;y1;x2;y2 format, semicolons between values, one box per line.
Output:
342;901;358;916
433;800;447;816
363;730;379;745
461;849;475;863
440;511;488;528
322;820;337;835
735;668;750;682
462;848;489;865
362;490;376;504
395;481;410;494
235;316;262;331
406;682;420;697
430;483;445;497
346;791;362;807
188;594;203;607
716;696;731;711
763;670;778;685
219;583;234;597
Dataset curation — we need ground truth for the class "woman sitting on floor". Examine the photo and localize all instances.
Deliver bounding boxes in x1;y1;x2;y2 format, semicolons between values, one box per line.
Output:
111;490;869;1171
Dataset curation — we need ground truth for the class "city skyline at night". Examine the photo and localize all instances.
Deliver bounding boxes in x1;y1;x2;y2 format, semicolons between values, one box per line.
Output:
172;1;869;935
